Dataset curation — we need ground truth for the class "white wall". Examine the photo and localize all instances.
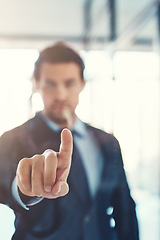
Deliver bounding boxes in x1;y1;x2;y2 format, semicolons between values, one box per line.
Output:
0;0;84;36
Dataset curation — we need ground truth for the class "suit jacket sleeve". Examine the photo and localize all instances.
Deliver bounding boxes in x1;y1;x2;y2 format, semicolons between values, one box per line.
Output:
0;127;37;212
110;137;139;240
0;130;24;211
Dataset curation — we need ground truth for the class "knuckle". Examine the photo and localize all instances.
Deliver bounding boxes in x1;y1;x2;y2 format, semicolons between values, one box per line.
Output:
32;154;43;161
17;159;29;177
45;149;52;153
45;149;57;158
18;158;28;168
45;149;55;153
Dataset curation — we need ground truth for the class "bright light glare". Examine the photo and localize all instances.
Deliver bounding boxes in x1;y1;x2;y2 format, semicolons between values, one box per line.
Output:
0;49;38;136
113;51;159;80
0;204;15;240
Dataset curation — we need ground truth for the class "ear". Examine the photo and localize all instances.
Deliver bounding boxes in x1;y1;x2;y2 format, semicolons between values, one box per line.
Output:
32;79;39;93
81;79;86;91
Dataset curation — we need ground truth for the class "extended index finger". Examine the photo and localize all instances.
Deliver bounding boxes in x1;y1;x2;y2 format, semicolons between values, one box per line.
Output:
58;128;73;170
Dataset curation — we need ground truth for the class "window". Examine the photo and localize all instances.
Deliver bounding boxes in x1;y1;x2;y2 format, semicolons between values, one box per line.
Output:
0;49;159;240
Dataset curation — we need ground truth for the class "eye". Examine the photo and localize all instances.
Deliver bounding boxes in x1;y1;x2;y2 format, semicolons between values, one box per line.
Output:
65;80;74;88
44;81;56;89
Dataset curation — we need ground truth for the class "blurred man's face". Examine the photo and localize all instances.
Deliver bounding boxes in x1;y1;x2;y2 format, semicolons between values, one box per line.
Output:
36;62;85;127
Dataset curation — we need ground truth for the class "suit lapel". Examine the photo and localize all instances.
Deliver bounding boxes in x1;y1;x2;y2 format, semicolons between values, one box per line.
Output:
84;125;110;199
26;112;61;153
68;124;106;206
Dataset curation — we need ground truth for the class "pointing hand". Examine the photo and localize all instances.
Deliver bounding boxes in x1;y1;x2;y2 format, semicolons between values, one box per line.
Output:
16;128;73;199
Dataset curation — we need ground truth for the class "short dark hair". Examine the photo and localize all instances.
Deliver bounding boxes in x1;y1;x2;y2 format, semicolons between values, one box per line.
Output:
33;42;85;81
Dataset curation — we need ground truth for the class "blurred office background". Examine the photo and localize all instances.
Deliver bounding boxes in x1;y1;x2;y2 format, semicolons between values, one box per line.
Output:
0;0;159;239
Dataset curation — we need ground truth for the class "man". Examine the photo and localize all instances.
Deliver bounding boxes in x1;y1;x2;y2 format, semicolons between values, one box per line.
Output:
0;42;139;240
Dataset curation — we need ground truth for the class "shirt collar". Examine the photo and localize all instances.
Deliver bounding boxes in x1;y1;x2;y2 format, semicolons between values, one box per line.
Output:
40;112;87;138
40;113;61;132
72;118;87;138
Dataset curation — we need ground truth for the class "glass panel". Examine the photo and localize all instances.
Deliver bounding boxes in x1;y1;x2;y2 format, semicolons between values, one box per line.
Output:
0;49;159;240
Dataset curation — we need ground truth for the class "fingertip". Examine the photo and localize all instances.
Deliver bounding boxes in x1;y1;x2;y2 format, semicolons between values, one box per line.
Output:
59;128;73;161
61;128;73;142
62;128;72;136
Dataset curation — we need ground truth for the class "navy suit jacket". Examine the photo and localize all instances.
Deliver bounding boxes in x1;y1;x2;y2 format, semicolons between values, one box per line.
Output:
0;113;139;240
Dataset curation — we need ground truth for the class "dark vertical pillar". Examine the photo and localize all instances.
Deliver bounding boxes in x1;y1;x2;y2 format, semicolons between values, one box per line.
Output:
83;0;92;49
108;0;117;41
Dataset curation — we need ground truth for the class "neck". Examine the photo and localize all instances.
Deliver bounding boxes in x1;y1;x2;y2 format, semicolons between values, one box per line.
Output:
58;114;77;129
42;110;77;129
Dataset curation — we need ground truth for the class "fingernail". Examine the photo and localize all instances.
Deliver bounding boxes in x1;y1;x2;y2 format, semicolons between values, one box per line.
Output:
45;185;52;192
58;184;61;193
55;184;61;194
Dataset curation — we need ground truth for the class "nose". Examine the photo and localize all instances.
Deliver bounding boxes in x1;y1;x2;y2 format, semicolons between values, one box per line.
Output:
54;85;67;101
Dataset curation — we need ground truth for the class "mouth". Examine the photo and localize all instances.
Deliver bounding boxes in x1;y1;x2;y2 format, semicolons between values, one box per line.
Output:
52;103;71;115
54;104;68;111
45;104;74;127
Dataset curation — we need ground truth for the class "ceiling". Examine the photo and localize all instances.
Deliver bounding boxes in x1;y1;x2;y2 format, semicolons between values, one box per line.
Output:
0;0;159;51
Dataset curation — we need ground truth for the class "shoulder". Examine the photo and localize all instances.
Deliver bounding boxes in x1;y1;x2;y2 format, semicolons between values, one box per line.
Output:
0;114;37;143
84;122;122;158
85;123;119;145
85;123;123;164
0;115;40;160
